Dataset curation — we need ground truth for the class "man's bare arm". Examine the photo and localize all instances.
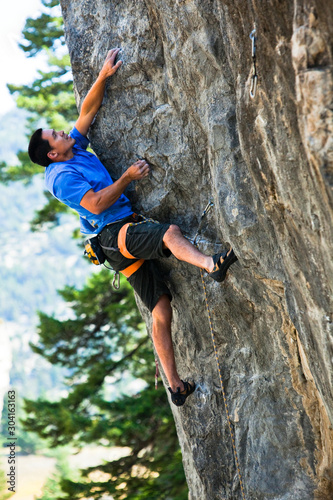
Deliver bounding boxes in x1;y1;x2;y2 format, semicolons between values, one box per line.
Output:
75;48;122;137
80;160;150;215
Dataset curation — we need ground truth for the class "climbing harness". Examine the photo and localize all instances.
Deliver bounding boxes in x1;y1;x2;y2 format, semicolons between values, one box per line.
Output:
194;202;246;500
115;213;162;278
118;222;141;260
85;214;157;289
249;27;258;99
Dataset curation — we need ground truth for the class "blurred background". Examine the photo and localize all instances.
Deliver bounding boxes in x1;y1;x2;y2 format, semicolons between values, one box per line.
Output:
1;0;93;497
0;2;187;499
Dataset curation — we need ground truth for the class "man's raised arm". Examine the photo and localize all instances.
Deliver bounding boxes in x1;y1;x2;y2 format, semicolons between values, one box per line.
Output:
75;48;122;137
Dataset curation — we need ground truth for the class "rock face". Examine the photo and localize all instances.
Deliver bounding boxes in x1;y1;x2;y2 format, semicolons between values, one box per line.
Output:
60;0;333;498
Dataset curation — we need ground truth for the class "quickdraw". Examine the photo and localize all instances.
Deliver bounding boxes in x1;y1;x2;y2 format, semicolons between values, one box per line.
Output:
193;200;214;246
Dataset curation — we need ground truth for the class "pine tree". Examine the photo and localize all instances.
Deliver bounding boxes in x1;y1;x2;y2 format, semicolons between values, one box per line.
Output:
23;269;188;499
0;467;12;500
6;2;188;497
1;0;76;229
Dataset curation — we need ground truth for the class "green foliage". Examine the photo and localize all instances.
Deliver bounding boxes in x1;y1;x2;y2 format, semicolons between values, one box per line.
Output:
30;191;77;232
8;51;76;129
1;0;75;228
0;465;13;500
7;2;188;497
31;270;144;372
19;0;64;58
35;450;79;500
23;269;188;498
1;388;49;456
35;474;63;500
0;152;44;184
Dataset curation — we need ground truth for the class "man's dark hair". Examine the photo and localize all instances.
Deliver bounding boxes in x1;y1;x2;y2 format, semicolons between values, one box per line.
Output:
28;129;52;167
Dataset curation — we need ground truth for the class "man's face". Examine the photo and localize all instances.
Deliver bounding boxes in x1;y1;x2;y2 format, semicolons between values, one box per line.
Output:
42;129;76;160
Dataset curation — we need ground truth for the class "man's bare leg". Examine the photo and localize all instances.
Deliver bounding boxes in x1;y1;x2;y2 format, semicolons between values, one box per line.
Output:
163;224;232;272
152;294;185;393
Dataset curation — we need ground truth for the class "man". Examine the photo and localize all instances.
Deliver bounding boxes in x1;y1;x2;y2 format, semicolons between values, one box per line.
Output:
28;48;238;407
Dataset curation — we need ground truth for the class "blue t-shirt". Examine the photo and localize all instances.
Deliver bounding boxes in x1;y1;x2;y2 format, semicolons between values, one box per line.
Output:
45;127;133;234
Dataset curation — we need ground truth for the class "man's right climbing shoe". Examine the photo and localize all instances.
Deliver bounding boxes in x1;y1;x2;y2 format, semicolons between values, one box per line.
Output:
208;248;238;283
168;381;196;407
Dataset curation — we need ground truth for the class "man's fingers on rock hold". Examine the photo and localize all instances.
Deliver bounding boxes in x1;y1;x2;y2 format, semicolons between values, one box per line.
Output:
106;48;120;62
140;164;150;173
136;159;148;167
111;48;120;58
140;163;150;177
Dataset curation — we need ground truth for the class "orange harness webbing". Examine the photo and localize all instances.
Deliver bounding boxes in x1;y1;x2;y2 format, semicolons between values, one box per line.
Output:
117;222;144;277
120;258;145;278
118;223;136;259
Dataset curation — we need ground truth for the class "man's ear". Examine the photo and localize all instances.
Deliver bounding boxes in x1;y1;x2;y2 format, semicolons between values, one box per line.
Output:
47;150;58;161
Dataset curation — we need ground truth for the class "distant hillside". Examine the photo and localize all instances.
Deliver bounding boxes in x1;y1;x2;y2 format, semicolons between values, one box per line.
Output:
0;108;92;407
0;107;29;164
0;177;91;325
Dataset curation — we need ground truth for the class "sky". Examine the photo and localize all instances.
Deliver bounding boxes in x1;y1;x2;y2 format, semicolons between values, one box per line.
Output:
1;0;45;115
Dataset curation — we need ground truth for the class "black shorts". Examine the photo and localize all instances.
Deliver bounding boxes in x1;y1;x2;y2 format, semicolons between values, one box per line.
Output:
98;214;172;312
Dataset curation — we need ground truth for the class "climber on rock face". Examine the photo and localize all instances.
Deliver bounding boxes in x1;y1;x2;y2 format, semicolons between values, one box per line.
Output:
27;48;238;406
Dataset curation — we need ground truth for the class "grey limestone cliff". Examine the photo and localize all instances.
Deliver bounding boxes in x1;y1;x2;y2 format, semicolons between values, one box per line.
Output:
60;0;333;498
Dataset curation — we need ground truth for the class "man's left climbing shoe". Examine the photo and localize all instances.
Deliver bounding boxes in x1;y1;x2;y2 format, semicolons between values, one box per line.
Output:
208;248;238;283
168;381;196;407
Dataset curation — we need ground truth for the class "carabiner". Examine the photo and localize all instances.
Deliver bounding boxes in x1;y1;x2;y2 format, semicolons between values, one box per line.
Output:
250;74;258;99
112;271;120;290
249;29;256;58
202;200;214;218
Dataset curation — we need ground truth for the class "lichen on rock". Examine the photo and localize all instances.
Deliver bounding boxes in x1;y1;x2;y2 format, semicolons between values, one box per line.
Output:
60;0;333;498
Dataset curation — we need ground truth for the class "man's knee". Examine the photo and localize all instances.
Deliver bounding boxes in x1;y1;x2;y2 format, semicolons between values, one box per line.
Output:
152;294;172;324
168;224;182;235
164;224;182;242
